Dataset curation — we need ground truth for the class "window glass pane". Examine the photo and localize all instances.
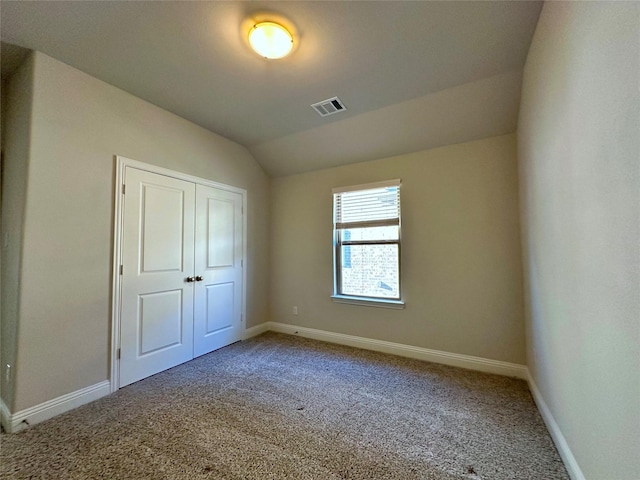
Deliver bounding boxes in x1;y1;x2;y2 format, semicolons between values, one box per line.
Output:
340;244;399;299
341;225;398;242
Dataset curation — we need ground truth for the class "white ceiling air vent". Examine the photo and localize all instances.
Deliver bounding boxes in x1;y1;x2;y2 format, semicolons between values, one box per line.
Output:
311;96;347;117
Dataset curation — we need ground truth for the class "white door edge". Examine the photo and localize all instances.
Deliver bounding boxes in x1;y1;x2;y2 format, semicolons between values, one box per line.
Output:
110;155;247;393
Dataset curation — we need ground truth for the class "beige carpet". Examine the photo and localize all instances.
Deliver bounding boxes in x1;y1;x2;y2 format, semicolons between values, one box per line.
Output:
0;332;569;479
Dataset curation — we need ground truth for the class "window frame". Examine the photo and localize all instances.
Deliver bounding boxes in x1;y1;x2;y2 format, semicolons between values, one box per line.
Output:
331;180;405;309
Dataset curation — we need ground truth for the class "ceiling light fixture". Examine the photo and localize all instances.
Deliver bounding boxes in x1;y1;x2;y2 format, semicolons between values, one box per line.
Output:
248;21;293;59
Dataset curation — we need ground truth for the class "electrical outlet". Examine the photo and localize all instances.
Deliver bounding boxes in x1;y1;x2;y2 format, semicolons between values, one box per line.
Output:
292;306;298;315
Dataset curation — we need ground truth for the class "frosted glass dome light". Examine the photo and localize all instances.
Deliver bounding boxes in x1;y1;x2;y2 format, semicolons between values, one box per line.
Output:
248;22;293;59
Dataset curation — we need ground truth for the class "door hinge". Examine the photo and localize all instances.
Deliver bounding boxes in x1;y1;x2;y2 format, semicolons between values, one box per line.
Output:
117;348;121;360
242;206;244;215
119;265;123;275
241;259;243;268
122;184;126;195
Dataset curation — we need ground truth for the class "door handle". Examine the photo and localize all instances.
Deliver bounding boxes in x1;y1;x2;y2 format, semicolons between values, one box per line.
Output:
186;276;196;283
195;275;204;282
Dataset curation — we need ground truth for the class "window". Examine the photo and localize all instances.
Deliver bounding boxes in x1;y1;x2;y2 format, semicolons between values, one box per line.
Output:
332;180;404;308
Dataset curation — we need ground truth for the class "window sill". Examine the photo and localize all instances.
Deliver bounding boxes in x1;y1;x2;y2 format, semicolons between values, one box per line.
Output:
331;295;405;310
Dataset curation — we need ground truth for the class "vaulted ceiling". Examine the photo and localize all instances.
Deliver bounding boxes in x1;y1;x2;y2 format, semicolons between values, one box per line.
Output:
1;1;542;176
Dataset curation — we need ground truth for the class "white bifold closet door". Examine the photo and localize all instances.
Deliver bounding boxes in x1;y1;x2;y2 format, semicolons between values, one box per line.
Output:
119;167;243;388
193;184;243;357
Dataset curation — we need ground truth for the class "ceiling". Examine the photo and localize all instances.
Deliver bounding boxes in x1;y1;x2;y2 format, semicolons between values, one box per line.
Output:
1;1;542;176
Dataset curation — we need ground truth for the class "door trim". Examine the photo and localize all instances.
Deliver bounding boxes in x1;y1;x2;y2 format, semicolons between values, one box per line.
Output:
110;156;247;393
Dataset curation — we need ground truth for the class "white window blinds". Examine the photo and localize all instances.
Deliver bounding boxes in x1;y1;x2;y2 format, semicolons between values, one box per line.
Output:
333;180;401;229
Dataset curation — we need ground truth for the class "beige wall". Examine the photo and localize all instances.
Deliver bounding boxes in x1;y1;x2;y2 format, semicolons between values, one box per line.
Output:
10;52;270;411
1;54;34;411
270;134;525;364
518;3;639;478
1;78;9;148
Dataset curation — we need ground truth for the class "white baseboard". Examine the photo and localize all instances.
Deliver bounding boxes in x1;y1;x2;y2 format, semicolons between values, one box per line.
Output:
267;322;528;379
243;322;270;340
2;380;111;433
527;375;585;480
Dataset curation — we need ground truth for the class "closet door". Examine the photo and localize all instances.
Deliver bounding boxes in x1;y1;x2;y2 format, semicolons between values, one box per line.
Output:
119;167;195;387
193;184;243;357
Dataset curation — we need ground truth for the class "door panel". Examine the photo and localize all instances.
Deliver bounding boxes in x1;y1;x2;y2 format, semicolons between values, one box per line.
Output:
120;167;195;387
194;184;243;357
207;198;235;268
206;282;234;334
141;185;185;273
139;289;183;355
